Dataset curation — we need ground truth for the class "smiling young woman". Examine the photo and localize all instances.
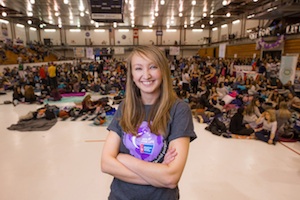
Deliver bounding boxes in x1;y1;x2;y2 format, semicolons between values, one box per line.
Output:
101;45;197;200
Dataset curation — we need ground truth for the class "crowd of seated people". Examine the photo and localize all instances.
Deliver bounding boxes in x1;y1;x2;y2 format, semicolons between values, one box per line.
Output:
0;40;51;64
1;58;126;106
1;54;300;142
172;56;300;144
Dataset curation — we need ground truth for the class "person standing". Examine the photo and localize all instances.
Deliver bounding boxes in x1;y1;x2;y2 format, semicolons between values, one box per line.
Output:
101;45;196;200
182;68;190;92
39;65;47;85
47;62;57;89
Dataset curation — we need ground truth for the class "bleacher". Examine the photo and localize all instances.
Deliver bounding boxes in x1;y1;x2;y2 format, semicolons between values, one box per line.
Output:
1;46;58;65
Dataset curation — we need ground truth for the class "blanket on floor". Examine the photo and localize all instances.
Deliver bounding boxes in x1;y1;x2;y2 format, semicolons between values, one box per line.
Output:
61;92;86;97
43;96;84;104
7;118;57;131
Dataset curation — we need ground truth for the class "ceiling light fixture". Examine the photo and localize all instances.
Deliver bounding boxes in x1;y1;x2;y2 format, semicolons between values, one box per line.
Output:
79;5;85;12
267;7;277;12
192;29;203;32
58;24;62;28
142;29;153;32
209;20;213;25
221;24;228;28
30;27;37;31
203;13;207;17
184;24;187;28
44;29;56;32
30;0;35;4
2;12;7;17
232;19;240;24
226;12;231;17
222;0;227;6
80;12;84;17
0;19;9;24
191;0;196;6
247;14;255;19
212;27;218;31
179;13;183;17
16;24;24;28
160;0;165;5
64;0;69;4
28;12;33;17
201;24;205;28
27;20;32;24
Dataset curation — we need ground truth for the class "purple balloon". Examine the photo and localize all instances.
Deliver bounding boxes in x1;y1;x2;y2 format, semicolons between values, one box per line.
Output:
123;121;164;162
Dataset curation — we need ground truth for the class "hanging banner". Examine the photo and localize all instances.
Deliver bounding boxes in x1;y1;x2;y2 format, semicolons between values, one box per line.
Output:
169;46;180;55
0;23;8;40
279;55;298;85
114;47;125;54
256;35;284;50
86;47;94;59
74;47;85;58
219;43;226;58
13;38;24;46
133;28;138;39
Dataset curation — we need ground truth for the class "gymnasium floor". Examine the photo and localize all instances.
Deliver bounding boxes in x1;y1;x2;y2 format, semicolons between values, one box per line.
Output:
0;92;299;200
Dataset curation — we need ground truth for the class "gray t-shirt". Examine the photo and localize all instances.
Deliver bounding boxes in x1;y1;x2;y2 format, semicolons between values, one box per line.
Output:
107;99;196;200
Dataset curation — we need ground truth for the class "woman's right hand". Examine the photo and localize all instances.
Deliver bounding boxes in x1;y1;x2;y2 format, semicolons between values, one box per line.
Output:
162;147;177;165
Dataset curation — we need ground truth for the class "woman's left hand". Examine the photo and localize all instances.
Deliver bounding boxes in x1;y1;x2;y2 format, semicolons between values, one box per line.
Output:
162;147;177;165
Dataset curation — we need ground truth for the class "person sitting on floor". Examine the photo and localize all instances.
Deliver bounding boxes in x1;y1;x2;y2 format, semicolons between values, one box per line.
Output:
12;85;24;106
276;101;292;137
243;101;259;129
287;92;300;112
229;107;254;136
255;109;277;145
24;85;38;104
81;94;99;114
48;88;62;101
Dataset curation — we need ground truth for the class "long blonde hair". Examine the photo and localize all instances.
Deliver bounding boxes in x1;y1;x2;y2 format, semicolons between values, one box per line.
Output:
265;109;276;122
278;101;292;119
119;45;177;136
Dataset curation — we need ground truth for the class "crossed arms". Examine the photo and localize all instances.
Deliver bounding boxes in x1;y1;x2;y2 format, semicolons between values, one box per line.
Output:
101;131;190;189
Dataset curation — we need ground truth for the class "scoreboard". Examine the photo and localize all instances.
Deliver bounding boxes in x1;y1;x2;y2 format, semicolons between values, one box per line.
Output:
90;0;124;23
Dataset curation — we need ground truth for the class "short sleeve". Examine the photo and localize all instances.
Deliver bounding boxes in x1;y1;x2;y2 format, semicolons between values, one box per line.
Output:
107;103;123;138
167;100;197;142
